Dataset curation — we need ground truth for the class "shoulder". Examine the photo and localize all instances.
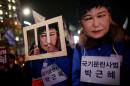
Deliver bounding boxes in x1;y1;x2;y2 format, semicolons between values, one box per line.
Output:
75;44;82;52
73;44;83;57
114;41;125;55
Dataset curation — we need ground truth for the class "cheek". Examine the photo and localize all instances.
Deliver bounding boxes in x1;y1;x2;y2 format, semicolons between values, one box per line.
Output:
102;16;111;28
83;25;91;34
40;37;46;44
50;36;57;45
82;21;92;31
102;20;110;32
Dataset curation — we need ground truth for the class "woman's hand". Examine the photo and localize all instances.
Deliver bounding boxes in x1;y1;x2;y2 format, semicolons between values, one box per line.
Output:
33;45;40;55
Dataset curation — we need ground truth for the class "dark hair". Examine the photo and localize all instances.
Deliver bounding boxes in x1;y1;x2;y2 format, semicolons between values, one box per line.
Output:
37;22;59;35
78;0;112;19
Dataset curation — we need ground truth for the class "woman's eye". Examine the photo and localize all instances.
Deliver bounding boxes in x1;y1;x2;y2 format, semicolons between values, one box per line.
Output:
83;16;92;21
97;14;105;18
41;34;46;37
50;33;55;36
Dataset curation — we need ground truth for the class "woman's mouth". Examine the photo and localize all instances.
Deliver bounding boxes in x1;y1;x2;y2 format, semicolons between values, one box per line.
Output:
92;30;102;33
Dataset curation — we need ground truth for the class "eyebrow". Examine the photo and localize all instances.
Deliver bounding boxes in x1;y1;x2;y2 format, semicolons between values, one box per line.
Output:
97;10;106;15
85;10;106;17
40;32;47;36
50;32;56;34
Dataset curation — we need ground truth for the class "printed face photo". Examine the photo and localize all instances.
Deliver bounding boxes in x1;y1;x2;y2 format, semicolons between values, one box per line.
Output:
27;29;35;55
37;22;61;53
23;16;67;61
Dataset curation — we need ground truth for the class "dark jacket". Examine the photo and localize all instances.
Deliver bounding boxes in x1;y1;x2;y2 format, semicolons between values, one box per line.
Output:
27;44;73;86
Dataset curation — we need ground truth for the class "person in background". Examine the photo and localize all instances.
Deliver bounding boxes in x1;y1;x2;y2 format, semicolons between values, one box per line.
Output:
6;53;26;86
0;62;8;86
72;0;128;86
17;55;25;68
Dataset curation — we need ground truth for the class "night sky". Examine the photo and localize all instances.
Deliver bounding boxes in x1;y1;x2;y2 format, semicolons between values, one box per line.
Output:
20;0;79;29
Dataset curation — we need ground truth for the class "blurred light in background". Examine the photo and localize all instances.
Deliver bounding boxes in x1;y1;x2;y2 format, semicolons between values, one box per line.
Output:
23;8;31;16
74;35;79;44
23;20;31;26
15;36;19;41
123;17;128;30
78;29;81;34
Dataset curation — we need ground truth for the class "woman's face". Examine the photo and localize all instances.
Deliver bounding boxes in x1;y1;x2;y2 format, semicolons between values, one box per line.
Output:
80;7;111;39
39;28;58;50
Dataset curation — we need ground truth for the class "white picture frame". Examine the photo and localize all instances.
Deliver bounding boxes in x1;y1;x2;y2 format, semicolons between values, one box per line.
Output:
23;16;67;61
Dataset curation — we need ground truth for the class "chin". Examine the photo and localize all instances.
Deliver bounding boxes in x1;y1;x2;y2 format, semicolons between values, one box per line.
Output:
91;34;105;39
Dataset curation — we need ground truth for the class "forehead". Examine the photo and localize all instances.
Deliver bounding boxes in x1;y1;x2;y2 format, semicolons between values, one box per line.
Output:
41;28;57;34
86;7;109;14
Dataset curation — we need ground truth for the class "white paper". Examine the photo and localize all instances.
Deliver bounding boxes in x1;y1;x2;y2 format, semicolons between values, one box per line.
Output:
80;56;122;85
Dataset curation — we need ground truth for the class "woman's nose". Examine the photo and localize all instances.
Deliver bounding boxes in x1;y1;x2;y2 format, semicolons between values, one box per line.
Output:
93;18;99;27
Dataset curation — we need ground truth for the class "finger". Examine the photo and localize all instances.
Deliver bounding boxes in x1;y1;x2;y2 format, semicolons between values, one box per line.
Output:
33;45;38;48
